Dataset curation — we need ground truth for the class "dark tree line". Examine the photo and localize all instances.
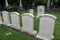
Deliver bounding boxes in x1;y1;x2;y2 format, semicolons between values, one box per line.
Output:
0;0;60;11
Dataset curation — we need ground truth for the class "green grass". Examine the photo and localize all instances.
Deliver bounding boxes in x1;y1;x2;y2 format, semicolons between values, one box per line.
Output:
0;10;60;40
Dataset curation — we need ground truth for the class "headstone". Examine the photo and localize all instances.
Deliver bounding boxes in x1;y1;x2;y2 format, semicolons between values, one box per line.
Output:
21;13;37;35
36;14;57;40
0;14;2;24
32;2;35;9
37;5;45;17
5;0;9;7
2;11;11;26
47;0;50;10
29;9;34;14
19;0;23;9
10;12;21;30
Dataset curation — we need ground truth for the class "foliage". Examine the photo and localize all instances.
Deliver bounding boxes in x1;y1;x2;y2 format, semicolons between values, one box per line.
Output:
0;0;60;9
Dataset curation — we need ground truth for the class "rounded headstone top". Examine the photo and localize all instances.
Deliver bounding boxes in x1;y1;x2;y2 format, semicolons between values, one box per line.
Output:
2;11;8;12
37;5;45;9
2;11;9;13
38;14;57;19
22;13;34;17
10;12;19;15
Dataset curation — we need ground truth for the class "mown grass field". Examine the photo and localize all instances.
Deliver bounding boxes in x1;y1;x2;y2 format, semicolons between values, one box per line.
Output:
0;10;60;40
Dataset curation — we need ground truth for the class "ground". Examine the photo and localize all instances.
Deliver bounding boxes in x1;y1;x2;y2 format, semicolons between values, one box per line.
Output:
0;10;60;40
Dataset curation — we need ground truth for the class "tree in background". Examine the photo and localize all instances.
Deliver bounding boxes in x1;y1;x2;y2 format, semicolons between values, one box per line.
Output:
0;0;60;9
22;0;33;9
0;0;5;11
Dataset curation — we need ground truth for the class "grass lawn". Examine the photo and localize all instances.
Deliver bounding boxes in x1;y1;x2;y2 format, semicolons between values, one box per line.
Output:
0;10;60;40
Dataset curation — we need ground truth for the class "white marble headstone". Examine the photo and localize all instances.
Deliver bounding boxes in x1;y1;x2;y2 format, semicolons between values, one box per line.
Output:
5;0;9;7
29;9;34;14
10;12;21;30
0;14;2;24
37;5;45;17
21;13;37;35
36;14;57;40
19;0;23;9
2;11;11;26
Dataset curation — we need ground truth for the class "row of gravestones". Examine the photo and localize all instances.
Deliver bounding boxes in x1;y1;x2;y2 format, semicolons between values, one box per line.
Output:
0;6;57;40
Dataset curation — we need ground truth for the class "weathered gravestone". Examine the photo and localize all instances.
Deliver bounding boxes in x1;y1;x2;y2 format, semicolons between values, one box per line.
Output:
21;13;37;35
2;11;11;26
36;14;57;40
0;14;2;24
10;12;21;30
29;9;34;14
5;0;9;7
37;5;45;17
19;0;23;9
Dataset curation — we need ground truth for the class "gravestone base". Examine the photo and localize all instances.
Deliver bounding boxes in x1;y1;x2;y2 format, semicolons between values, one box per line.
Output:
27;30;37;36
36;34;54;39
21;30;37;36
36;35;48;40
2;22;11;26
10;24;21;30
36;35;53;40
